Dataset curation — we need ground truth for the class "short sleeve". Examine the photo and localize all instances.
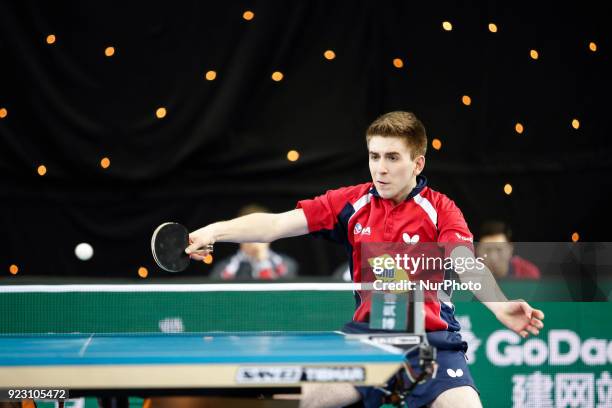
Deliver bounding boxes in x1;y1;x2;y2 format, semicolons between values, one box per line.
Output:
437;197;474;256
296;191;337;234
296;187;356;244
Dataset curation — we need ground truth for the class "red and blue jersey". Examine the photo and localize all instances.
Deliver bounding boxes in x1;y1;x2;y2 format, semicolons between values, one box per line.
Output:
297;175;474;332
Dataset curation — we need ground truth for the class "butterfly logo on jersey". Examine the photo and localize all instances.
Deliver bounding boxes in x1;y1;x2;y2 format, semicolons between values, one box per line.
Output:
402;233;420;244
446;368;464;378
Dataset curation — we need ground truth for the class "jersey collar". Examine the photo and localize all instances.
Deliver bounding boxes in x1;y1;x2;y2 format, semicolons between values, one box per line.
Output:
369;175;428;201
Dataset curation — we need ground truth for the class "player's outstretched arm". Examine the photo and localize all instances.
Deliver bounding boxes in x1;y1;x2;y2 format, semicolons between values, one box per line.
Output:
185;209;309;260
449;245;545;338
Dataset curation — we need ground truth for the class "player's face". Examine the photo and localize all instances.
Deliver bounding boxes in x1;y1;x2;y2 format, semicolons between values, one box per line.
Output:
240;242;270;260
477;234;514;278
368;136;424;204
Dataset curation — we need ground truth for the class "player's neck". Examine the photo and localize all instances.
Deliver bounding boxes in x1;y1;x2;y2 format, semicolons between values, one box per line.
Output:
390;178;417;205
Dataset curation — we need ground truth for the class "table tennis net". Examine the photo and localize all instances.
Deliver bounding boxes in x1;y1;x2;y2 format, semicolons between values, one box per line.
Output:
0;282;424;334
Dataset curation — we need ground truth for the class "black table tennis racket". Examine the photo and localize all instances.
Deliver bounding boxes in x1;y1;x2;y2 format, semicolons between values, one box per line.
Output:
151;222;191;272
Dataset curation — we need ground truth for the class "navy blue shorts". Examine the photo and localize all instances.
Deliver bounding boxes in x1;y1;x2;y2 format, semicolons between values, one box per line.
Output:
343;322;479;408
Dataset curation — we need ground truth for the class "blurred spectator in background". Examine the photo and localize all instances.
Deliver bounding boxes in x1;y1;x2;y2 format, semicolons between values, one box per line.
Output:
476;220;540;280
210;204;298;280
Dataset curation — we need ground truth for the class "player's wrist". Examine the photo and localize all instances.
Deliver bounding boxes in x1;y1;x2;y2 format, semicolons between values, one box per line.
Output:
207;223;222;243
483;301;505;317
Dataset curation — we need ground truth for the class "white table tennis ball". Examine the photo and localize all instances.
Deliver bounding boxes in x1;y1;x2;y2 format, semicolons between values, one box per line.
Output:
75;242;94;261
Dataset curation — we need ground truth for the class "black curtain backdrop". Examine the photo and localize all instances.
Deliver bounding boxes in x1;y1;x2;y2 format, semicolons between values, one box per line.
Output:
0;0;609;278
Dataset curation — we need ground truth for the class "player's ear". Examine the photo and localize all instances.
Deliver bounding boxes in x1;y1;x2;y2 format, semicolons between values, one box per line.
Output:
414;155;425;175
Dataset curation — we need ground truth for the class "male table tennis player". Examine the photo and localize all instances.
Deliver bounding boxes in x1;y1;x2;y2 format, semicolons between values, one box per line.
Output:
186;111;545;408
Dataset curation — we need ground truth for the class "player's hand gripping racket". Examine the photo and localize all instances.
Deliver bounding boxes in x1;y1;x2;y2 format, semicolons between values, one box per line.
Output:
151;222;213;272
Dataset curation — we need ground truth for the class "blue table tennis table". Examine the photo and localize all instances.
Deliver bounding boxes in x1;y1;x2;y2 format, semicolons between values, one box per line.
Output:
0;332;417;397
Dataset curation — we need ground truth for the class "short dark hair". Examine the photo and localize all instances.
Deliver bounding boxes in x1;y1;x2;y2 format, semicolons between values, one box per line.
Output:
365;111;427;159
479;220;512;241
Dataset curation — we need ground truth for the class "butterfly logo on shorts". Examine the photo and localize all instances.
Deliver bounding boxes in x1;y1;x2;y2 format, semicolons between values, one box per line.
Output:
402;233;420;244
446;368;464;378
